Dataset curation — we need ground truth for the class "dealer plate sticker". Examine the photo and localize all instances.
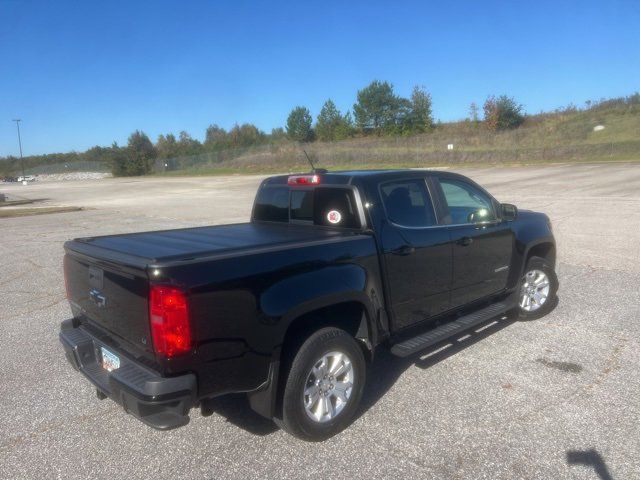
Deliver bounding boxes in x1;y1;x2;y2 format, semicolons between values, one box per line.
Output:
101;347;120;372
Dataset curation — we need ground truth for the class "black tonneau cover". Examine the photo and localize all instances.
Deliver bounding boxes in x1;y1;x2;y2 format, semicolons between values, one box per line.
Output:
67;222;363;267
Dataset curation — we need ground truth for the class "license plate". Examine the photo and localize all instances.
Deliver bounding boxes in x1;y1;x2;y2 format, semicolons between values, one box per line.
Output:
101;347;120;372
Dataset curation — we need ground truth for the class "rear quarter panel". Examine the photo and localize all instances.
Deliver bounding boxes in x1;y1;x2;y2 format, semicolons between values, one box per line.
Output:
157;234;383;398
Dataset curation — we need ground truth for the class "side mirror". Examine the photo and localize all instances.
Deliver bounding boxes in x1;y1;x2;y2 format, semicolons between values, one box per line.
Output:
501;203;518;221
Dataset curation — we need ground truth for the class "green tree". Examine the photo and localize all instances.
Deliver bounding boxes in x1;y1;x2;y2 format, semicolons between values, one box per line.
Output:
469;102;480;124
353;80;403;133
315;99;353;141
228;123;265;147
406;86;433;133
286;106;314;142
483;95;525;130
335;111;355;140
112;130;156;176
156;133;179;159
270;127;287;142
176;131;202;156
204;124;228;150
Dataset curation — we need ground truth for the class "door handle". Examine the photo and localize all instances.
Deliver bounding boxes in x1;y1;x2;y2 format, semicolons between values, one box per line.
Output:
457;236;473;247
390;245;415;256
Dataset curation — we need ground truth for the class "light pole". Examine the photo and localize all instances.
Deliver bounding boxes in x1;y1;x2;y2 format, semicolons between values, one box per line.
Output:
12;119;25;180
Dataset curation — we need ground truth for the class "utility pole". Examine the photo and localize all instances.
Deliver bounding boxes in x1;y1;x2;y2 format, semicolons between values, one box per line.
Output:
12;119;25;179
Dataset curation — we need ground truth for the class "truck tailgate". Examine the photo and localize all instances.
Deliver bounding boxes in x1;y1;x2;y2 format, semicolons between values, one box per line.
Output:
64;245;153;356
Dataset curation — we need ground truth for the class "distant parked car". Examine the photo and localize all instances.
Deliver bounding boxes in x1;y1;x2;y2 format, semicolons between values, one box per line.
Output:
17;175;36;182
2;176;18;182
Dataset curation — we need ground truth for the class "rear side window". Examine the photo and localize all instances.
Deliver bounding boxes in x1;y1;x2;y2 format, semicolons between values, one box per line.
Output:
380;179;436;227
253;185;362;228
313;188;360;228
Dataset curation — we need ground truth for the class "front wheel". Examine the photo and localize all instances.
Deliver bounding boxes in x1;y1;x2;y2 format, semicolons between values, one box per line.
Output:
276;327;366;441
517;255;559;319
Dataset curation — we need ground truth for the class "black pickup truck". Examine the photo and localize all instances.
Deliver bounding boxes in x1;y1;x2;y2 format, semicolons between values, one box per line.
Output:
60;169;557;440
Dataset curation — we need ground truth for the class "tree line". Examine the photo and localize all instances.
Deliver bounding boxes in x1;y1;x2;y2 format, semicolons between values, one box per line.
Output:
1;79;532;176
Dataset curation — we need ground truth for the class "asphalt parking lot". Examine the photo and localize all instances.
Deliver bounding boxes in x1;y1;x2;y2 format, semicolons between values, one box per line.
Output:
1;163;639;479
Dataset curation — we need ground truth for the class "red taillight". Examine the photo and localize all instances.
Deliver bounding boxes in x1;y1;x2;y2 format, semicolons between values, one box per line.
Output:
149;285;192;358
288;174;320;186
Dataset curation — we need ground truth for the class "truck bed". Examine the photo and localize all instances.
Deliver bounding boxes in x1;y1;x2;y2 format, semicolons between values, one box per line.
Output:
63;222;375;375
67;222;364;267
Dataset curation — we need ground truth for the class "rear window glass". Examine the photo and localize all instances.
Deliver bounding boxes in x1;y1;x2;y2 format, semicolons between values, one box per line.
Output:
291;190;313;222
253;185;361;228
253;186;289;222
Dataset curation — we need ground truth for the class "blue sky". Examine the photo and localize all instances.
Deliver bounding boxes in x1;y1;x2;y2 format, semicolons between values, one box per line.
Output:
1;0;639;156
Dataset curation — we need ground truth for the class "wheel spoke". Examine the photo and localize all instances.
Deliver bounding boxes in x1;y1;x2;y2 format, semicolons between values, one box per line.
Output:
328;353;343;375
314;394;326;420
332;360;352;379
332;381;353;402
305;386;319;407
312;361;326;380
323;396;334;418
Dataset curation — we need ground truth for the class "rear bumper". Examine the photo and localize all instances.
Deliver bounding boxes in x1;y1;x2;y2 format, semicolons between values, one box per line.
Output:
59;319;196;430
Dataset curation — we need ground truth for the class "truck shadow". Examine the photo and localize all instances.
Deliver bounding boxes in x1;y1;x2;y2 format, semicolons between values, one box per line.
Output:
201;300;559;437
358;314;519;416
200;394;279;436
360;296;559;416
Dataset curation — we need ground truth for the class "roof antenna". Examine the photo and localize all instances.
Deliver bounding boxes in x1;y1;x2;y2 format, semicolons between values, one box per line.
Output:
302;149;327;174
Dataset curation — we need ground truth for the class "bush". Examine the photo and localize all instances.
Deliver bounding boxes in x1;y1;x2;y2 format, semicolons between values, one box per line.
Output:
483;95;525;131
111;130;156;176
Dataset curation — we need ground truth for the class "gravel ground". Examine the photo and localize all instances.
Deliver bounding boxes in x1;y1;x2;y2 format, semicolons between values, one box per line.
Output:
0;163;639;479
34;172;112;182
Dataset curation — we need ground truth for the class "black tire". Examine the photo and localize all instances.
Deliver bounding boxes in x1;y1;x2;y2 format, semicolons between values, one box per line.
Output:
516;255;559;320
275;327;366;441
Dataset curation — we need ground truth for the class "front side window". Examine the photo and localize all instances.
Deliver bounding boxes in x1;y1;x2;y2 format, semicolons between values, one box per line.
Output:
438;178;496;224
380;179;436;227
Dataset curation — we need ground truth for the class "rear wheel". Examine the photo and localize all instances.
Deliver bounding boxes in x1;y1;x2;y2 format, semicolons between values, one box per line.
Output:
517;256;558;319
276;327;365;441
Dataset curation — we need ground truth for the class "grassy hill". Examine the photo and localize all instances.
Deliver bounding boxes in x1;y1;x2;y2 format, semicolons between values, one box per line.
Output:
154;97;639;175
3;95;639;177
185;97;640;173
